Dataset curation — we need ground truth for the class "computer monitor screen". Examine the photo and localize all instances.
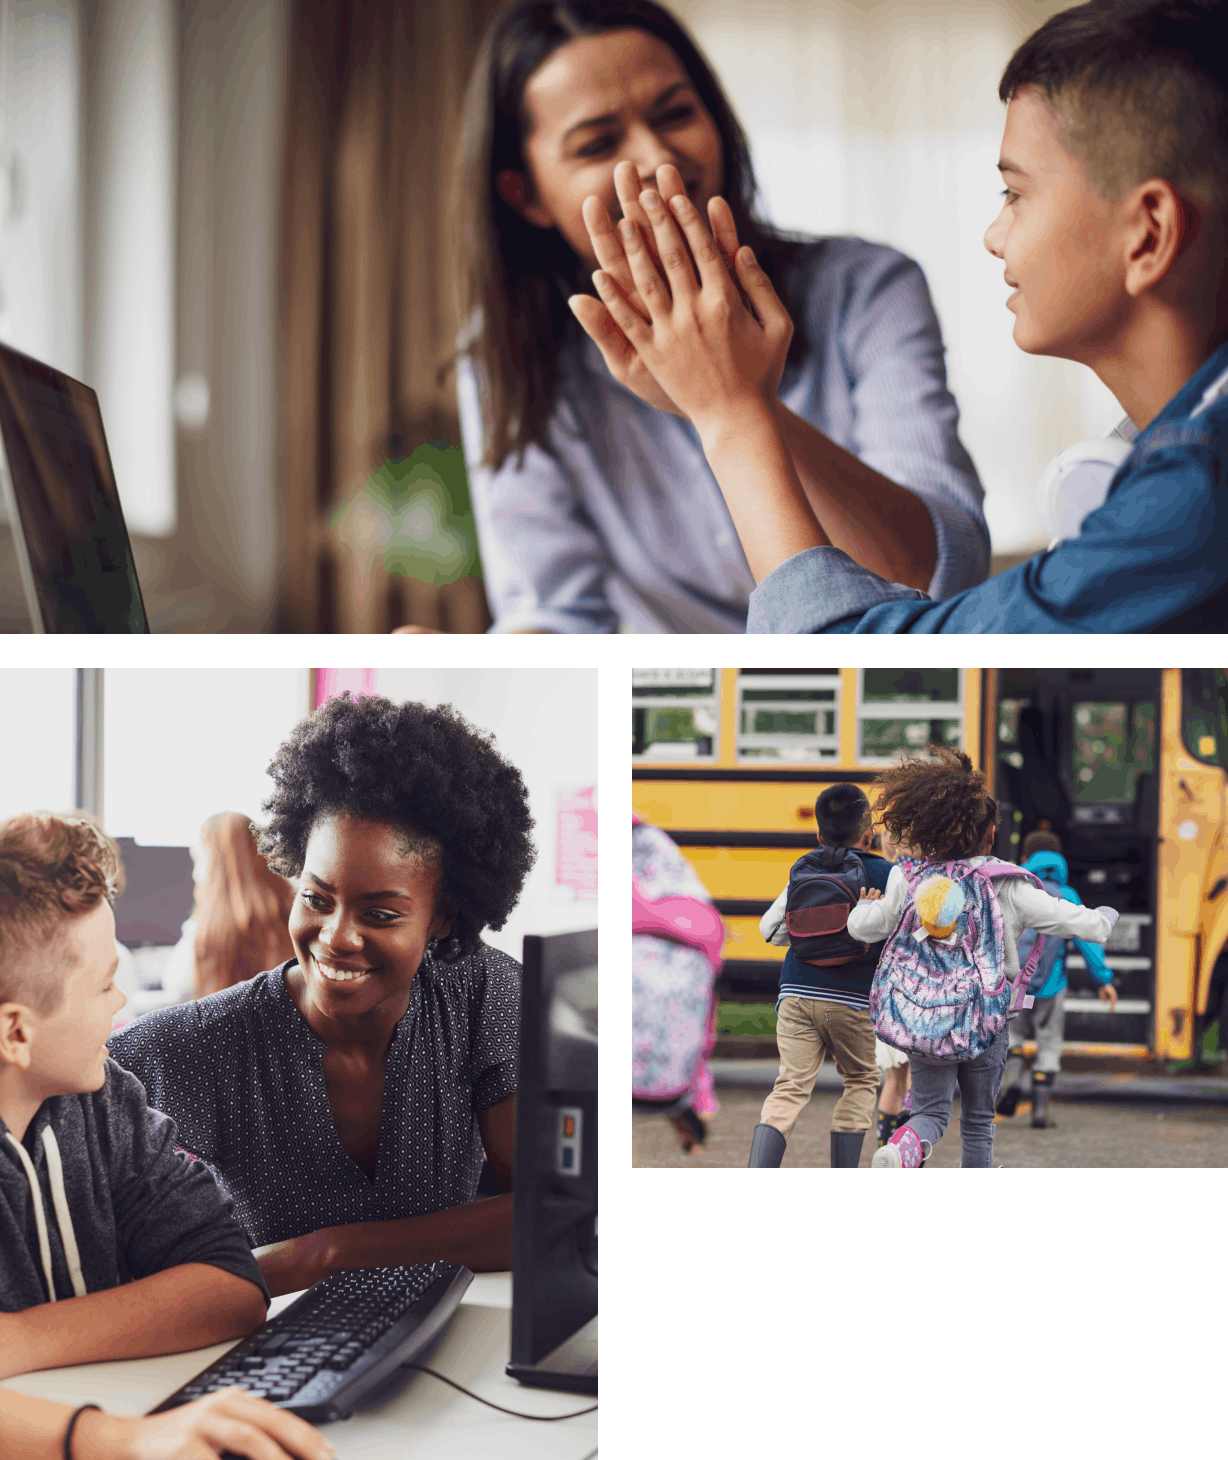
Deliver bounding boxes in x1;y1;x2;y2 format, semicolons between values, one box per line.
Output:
507;929;597;1395
0;341;149;632
112;840;195;947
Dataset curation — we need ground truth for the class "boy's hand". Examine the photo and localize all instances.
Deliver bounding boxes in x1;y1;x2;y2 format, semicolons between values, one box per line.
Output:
858;888;884;902
571;162;750;417
1098;983;1118;1013
570;173;791;436
97;1387;334;1460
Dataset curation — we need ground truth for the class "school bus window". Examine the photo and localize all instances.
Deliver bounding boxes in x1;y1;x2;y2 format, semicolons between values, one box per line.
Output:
857;667;963;763
631;668;719;760
862;668;960;703
735;670;840;762
1180;668;1228;766
1071;700;1156;802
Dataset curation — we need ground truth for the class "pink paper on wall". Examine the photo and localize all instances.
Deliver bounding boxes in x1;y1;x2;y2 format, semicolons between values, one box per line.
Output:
557;786;597;899
314;669;379;708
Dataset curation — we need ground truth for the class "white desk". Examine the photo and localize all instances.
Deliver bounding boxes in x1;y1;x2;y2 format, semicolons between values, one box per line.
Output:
2;1274;596;1459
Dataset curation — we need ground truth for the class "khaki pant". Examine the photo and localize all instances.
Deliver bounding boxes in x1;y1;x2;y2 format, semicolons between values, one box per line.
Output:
761;996;878;1138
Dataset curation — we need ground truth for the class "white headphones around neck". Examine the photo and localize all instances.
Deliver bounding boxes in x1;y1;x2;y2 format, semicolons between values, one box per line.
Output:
1033;416;1137;548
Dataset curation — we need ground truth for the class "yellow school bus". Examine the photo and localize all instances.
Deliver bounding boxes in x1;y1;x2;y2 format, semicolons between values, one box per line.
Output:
631;667;1228;1062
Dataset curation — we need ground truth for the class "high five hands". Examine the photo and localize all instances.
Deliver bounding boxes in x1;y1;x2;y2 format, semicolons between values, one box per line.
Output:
568;161;794;434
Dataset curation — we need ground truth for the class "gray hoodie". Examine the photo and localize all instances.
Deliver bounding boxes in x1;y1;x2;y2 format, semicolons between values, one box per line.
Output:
0;1059;268;1313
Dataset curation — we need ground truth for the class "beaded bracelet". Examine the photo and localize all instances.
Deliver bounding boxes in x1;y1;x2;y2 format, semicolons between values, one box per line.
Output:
63;1404;101;1460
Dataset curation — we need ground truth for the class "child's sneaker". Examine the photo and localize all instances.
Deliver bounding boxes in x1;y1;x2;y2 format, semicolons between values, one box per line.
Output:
871;1123;928;1168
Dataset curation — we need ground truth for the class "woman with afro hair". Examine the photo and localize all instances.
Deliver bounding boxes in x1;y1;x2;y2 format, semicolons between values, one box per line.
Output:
108;694;536;1294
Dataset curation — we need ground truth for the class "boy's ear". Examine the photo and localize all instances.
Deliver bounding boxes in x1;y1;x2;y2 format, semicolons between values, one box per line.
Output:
0;1002;35;1071
495;169;554;230
1120;178;1192;298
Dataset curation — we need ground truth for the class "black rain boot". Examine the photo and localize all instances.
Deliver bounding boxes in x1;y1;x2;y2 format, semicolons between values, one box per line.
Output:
830;1131;866;1168
996;1053;1026;1116
748;1123;787;1167
1031;1069;1055;1128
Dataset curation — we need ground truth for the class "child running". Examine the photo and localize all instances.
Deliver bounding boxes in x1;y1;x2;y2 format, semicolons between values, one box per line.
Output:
844;749;1117;1168
996;829;1118;1126
750;784;891;1168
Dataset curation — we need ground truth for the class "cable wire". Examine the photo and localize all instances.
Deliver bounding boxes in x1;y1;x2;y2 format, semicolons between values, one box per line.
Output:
403;1364;597;1421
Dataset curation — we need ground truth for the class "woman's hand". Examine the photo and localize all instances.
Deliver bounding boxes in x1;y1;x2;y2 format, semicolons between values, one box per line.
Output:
87;1387;334;1460
858;888;884;902
569;177;793;439
1098;983;1118;1013
254;1230;334;1300
570;162;750;417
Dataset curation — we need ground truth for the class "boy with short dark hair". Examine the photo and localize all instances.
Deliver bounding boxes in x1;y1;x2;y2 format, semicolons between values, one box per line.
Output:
575;0;1228;634
748;784;891;1168
0;813;331;1460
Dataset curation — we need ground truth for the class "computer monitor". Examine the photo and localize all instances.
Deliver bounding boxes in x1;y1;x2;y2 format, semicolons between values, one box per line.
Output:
507;929;597;1396
112;839;195;947
0;341;149;632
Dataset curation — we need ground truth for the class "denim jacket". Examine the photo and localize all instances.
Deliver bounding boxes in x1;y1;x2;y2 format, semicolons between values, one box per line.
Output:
747;339;1228;634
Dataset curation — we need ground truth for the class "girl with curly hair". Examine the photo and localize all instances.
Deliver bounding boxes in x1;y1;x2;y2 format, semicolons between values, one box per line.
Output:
845;747;1115;1169
108;695;537;1293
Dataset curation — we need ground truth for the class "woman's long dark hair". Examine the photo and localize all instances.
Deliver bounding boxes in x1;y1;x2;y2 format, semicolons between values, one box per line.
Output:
452;0;811;472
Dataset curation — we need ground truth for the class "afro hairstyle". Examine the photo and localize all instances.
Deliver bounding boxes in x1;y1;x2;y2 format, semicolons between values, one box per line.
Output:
871;745;998;863
257;695;537;959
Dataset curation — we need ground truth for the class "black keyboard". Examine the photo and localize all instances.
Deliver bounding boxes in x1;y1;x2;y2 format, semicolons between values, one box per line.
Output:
150;1262;473;1423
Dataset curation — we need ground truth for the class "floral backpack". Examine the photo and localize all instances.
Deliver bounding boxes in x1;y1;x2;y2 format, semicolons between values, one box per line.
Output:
870;856;1047;1062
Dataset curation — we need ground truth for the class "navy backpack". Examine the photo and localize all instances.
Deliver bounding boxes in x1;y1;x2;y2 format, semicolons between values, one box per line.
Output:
784;845;869;966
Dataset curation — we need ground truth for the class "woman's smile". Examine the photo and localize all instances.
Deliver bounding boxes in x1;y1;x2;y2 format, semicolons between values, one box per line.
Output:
314;957;376;984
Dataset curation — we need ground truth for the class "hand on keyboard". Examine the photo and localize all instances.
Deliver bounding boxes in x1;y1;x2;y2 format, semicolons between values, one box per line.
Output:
119;1387;333;1460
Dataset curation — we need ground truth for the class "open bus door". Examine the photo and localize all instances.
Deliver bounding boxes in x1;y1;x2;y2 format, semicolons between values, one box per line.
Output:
994;669;1161;1056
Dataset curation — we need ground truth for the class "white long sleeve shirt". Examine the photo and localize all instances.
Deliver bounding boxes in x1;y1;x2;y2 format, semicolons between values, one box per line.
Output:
846;862;1113;985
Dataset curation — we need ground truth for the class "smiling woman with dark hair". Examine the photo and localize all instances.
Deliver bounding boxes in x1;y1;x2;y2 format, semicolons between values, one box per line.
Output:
451;0;989;633
108;695;536;1295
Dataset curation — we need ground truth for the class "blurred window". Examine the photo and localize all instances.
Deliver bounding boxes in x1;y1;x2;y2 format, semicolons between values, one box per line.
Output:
0;669;76;818
1181;669;1228;768
735;669;840;761
998;696;1028;770
857;668;963;762
104;669;308;845
1071;700;1156;802
632;669;718;761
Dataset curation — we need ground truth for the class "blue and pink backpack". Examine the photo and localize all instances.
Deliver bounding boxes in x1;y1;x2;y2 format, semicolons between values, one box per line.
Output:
870;856;1048;1062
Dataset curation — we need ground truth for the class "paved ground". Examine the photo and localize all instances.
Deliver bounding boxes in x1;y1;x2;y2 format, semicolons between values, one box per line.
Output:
632;1070;1228;1167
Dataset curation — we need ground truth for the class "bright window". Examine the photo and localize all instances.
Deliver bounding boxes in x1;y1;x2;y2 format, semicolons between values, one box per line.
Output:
103;669;310;845
0;668;76;819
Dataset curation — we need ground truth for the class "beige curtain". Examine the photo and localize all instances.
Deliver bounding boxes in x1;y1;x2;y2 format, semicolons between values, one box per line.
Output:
282;0;499;632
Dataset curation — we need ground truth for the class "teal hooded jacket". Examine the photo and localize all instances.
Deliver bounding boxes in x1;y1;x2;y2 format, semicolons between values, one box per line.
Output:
1022;849;1112;1001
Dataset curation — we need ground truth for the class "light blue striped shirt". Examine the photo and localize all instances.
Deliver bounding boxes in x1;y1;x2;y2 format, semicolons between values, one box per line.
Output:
457;236;989;634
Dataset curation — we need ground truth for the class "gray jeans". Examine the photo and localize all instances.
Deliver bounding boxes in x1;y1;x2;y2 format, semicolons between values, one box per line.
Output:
906;1028;1010;1168
1006;990;1065;1075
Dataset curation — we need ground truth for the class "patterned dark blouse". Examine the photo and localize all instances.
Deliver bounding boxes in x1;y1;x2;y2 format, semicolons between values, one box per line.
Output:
107;947;520;1247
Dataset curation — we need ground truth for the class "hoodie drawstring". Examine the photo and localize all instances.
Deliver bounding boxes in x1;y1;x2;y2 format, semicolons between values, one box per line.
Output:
5;1128;87;1301
41;1128;87;1297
